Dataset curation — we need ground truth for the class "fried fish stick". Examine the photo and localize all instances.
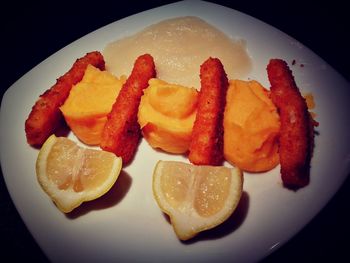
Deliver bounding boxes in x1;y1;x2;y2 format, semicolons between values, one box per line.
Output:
267;59;314;189
25;51;105;147
188;57;228;166
100;54;156;165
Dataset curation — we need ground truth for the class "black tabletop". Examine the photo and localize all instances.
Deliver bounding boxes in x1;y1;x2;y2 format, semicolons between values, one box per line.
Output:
1;1;349;262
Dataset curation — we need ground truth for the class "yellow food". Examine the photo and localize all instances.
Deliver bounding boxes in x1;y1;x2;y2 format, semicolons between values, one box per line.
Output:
36;135;122;213
224;80;280;172
152;160;243;240
60;64;126;145
304;92;317;119
138;79;198;153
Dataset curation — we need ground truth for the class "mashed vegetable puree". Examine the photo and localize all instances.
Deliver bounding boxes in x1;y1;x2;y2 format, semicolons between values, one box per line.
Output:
103;16;251;89
60;65;125;145
224;80;280;172
138;79;198;154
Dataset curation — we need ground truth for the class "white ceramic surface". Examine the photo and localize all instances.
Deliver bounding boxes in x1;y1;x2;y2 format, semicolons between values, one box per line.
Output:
1;1;350;262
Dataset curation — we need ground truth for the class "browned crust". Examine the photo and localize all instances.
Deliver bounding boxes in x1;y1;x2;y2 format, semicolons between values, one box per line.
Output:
267;58;314;189
100;54;156;165
188;57;228;166
25;51;105;147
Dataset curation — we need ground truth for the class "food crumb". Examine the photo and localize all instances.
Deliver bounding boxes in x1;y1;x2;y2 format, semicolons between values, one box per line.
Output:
303;93;315;109
291;59;304;68
303;92;317;119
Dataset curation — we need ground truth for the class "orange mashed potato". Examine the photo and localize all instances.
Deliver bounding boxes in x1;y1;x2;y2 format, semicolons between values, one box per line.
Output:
138;79;198;153
224;80;280;172
60;65;126;145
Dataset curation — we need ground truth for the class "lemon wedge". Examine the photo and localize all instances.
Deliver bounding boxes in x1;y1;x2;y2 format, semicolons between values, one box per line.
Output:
152;161;243;240
36;135;122;213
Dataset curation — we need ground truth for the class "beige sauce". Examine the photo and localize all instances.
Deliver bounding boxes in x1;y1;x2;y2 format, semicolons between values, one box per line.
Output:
103;16;252;89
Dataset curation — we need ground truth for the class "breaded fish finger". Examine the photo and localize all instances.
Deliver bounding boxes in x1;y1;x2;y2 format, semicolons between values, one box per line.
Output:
188;57;228;166
267;58;314;189
25;51;105;147
100;54;156;165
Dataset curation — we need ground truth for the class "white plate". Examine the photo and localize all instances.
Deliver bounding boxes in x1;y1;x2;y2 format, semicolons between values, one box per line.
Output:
1;1;350;262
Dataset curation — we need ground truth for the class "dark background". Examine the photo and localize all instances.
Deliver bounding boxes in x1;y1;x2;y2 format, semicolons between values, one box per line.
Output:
1;1;349;262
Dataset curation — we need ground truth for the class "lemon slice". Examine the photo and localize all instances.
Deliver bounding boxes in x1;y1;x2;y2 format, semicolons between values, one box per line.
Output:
36;135;122;213
153;161;243;240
